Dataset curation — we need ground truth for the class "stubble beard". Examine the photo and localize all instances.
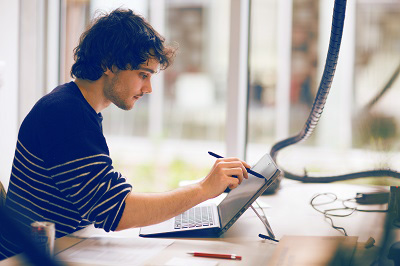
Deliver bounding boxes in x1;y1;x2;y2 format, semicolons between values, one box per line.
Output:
104;75;133;111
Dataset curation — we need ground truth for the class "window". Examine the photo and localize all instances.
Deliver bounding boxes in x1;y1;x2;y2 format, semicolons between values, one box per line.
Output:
247;0;279;163
61;0;231;192
247;0;400;185
354;1;400;152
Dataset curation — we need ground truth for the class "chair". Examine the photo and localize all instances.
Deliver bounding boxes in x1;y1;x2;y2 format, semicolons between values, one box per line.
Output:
0;181;6;208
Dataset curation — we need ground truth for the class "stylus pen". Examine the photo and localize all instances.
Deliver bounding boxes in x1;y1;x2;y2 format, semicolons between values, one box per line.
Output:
188;252;242;260
258;233;279;242
208;151;265;179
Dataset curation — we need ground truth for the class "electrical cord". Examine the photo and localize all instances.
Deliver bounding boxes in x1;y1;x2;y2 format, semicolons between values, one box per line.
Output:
310;193;353;236
342;198;388;213
310;192;387;236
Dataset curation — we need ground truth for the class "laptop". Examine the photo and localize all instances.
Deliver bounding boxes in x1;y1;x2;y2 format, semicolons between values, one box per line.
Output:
139;153;281;238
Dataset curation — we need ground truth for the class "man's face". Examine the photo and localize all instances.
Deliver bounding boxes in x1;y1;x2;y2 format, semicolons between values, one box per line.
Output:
103;58;159;110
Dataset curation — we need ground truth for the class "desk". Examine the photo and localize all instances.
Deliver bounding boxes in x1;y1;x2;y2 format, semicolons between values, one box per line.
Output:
1;180;398;265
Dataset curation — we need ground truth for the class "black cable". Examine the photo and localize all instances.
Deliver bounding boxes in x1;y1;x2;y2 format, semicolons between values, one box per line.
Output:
284;169;400;183
342;198;388;213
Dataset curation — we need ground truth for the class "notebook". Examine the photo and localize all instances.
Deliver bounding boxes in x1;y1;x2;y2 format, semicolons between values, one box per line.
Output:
139;153;280;238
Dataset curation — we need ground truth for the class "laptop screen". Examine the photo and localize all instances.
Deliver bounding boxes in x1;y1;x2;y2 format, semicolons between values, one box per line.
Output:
218;153;278;229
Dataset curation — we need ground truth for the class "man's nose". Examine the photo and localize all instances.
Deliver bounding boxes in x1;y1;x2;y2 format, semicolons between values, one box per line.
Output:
143;80;152;94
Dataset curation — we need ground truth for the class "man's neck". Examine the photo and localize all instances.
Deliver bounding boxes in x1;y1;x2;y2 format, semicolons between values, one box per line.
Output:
74;78;110;113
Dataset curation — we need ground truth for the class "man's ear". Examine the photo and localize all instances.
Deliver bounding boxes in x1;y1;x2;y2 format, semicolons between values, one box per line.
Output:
104;66;120;77
104;68;113;76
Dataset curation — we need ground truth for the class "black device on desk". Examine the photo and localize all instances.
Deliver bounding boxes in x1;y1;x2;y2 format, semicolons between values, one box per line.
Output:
355;191;390;205
139;153;280;237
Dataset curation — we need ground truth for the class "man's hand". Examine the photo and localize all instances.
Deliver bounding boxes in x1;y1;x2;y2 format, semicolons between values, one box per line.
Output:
116;157;251;231
200;157;251;199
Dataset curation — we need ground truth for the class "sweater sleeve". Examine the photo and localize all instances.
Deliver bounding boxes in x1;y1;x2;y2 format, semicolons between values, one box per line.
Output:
45;130;132;232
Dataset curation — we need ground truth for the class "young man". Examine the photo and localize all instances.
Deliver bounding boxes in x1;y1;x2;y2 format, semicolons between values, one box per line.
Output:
0;9;249;259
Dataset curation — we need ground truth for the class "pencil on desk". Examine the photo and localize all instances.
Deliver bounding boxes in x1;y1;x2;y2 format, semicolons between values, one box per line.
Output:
188;252;242;260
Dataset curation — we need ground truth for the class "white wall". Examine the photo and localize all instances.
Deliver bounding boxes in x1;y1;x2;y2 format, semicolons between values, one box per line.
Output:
19;0;46;122
0;1;19;189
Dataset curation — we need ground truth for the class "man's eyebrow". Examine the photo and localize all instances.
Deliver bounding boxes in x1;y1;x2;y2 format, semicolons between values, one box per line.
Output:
139;67;156;74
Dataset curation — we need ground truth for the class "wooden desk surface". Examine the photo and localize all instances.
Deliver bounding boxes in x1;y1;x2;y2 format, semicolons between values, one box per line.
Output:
1;180;398;265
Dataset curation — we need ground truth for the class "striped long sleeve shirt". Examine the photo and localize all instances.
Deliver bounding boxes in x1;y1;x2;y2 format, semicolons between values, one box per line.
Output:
0;82;132;260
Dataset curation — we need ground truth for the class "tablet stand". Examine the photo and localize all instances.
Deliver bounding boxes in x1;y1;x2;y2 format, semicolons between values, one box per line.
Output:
250;204;275;239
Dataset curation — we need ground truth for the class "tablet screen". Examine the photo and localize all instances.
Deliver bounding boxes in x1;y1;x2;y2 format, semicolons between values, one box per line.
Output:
218;153;278;229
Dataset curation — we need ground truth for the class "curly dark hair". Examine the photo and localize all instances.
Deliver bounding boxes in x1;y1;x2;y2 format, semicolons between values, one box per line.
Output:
71;8;176;81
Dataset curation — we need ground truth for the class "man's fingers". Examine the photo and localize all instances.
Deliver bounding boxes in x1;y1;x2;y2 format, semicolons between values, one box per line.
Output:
216;161;249;180
228;178;239;190
241;160;251;169
225;168;245;184
216;157;251;169
205;157;252;196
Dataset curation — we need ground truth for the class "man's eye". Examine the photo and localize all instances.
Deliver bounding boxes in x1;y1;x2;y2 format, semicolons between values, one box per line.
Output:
140;73;148;79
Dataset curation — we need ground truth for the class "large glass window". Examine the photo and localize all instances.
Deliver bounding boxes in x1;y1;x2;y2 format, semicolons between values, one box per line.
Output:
289;0;319;139
247;0;279;162
351;1;400;183
248;0;278;143
163;1;229;142
248;0;400;185
61;0;231;192
353;1;400;151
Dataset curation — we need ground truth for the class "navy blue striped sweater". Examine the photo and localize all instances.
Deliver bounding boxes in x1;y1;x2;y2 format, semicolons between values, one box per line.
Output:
0;82;132;259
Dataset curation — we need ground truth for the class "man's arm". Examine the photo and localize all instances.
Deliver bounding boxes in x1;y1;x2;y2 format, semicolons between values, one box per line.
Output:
115;157;250;231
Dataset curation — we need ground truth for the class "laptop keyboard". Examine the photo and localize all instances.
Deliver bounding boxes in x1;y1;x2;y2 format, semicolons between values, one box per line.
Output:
174;206;215;229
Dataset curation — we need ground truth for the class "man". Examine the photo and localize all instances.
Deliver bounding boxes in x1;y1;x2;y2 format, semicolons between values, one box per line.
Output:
0;8;249;259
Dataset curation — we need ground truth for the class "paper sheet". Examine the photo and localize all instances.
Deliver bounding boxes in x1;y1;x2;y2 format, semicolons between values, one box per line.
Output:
56;237;173;265
165;257;219;266
69;224;140;239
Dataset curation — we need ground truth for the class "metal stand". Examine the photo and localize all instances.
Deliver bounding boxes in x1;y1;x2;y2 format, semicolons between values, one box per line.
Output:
250;204;275;239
